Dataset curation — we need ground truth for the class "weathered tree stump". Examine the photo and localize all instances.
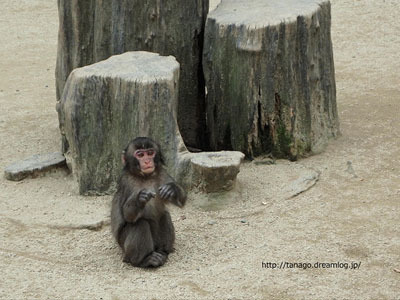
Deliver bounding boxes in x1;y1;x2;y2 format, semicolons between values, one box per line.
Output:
56;0;209;149
190;151;244;192
57;52;186;195
203;0;340;159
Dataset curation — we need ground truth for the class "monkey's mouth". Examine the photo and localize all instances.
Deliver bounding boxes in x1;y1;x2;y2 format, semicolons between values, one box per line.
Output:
142;166;155;173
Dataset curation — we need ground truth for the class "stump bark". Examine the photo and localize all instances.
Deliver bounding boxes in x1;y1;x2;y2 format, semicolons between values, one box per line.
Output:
203;0;340;159
56;0;209;149
57;52;186;195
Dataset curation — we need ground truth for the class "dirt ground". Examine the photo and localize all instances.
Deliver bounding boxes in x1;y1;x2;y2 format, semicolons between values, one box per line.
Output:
0;0;399;299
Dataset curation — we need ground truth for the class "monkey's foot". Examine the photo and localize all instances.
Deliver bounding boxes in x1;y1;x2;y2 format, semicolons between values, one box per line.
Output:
141;251;168;268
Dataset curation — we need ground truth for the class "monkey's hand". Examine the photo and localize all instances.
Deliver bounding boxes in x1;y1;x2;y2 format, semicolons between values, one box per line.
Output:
158;183;177;201
137;189;156;207
159;183;186;207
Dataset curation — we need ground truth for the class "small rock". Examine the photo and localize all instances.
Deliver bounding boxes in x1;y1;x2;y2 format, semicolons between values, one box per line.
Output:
346;161;358;178
284;170;320;198
208;220;217;225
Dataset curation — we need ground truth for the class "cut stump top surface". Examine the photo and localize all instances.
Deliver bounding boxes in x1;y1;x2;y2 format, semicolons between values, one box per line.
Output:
209;0;323;26
191;151;245;169
73;51;179;83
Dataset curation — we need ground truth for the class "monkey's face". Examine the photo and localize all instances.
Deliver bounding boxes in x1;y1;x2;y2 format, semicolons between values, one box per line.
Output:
133;148;156;174
123;137;164;177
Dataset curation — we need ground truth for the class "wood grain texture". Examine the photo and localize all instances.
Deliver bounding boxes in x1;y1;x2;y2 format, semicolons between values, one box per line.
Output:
203;0;340;159
58;52;184;195
56;0;209;148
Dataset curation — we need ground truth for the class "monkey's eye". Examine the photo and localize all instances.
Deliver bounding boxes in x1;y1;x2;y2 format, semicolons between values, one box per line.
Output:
134;150;145;158
147;149;155;157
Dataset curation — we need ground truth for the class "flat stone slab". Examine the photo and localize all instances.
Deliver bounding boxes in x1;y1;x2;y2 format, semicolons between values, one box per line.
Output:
192;160;321;211
283;170;320;198
4;152;66;181
190;151;245;192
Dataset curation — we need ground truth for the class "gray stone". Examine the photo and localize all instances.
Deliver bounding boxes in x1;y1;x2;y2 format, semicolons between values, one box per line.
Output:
4;152;66;181
284;170;320;199
203;0;340;159
190;151;245;192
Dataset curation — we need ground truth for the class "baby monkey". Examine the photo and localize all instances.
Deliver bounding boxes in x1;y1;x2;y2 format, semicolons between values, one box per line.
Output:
111;137;186;268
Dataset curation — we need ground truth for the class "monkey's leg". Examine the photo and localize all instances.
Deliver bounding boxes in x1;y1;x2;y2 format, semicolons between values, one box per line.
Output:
131;212;175;268
122;220;154;267
155;211;175;255
122;219;168;268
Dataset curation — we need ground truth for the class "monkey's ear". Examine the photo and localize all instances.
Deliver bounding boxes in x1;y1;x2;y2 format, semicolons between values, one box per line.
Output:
121;151;126;165
155;142;165;165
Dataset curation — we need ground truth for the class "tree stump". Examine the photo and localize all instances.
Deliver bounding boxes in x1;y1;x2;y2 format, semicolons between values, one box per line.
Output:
203;0;340;159
57;52;186;195
56;0;209;149
190;151;245;192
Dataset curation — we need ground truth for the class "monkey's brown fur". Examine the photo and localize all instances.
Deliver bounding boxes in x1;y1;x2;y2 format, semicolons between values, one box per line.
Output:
111;137;186;268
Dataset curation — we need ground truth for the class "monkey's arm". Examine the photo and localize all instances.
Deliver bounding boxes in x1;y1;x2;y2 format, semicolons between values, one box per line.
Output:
111;191;125;240
158;172;187;208
122;190;155;223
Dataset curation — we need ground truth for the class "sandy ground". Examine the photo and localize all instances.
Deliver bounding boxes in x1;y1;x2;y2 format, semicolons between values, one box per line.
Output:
0;0;399;299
